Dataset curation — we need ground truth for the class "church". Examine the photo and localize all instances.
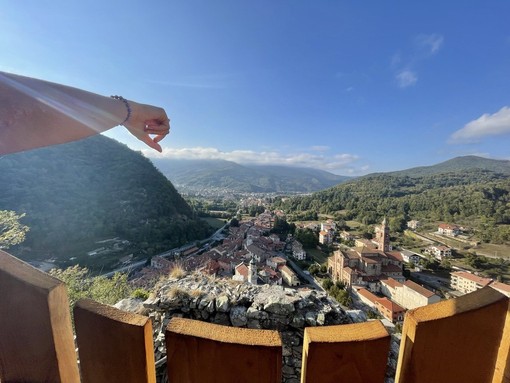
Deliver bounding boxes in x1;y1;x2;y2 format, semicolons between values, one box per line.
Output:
327;218;404;292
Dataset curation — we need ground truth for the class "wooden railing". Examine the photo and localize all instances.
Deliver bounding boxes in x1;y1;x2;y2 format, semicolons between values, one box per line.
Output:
1;248;510;383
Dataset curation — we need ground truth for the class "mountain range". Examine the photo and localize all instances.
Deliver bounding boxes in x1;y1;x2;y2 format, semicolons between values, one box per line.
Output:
151;156;510;194
150;158;352;193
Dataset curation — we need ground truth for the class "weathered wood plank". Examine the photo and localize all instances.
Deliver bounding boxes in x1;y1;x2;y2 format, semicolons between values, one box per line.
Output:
0;250;79;382
166;317;282;383
74;298;156;383
301;320;391;383
396;287;509;383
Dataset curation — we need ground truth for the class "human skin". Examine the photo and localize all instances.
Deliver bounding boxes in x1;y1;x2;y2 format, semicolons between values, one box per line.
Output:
0;71;170;155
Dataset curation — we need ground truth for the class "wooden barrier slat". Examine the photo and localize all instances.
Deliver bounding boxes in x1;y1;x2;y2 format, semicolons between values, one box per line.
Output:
0;250;80;382
301;320;391;383
74;298;156;383
396;287;509;383
166;317;282;383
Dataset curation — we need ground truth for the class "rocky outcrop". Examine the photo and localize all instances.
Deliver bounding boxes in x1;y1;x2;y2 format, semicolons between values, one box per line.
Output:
116;273;350;383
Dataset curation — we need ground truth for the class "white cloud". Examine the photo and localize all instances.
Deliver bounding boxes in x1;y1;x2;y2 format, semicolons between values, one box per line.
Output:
450;106;510;143
415;34;444;55
310;145;330;152
396;70;417;88
143;146;362;174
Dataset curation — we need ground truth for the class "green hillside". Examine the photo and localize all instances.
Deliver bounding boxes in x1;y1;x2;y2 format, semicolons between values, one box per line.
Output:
0;136;213;266
274;166;510;243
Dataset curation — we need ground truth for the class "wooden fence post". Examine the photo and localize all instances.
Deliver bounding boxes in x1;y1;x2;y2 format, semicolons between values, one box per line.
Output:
166;317;282;383
301;320;391;383
0;250;80;382
74;298;156;383
395;287;510;383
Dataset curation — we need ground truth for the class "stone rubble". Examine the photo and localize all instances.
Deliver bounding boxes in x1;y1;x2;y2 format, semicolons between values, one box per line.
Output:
115;272;399;383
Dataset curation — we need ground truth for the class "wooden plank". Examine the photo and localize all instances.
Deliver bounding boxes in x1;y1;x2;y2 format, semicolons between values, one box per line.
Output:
301;320;391;383
166;317;282;383
0;250;79;382
74;298;156;383
396;287;509;383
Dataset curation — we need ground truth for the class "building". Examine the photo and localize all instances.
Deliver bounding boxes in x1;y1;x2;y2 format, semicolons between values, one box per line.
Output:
407;220;420;230
400;249;422;265
291;240;306;261
438;223;460;237
490;281;510;297
266;256;286;270
354;287;405;323
280;265;300;287
426;245;452;260
233;262;249;282
318;230;333;245
339;231;353;241
375;297;405;323
328;246;404;292
151;256;173;270
450;271;492;294
380;278;440;310
354;238;376;249
375;217;391;252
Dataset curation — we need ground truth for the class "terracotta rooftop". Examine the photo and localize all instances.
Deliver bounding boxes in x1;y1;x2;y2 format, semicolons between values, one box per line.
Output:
376;297;405;313
381;278;403;289
381;264;403;273
356;288;379;304
451;271;493;286
404;280;436;298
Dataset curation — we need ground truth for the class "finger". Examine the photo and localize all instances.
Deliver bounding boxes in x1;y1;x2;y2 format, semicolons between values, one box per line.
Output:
154;134;166;143
144;126;169;134
139;133;163;152
146;118;170;128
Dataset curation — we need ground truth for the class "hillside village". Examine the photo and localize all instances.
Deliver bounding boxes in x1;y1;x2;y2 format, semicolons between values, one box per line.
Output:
132;210;510;327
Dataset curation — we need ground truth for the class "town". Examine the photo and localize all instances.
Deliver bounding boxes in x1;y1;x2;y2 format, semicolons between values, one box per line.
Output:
130;209;510;328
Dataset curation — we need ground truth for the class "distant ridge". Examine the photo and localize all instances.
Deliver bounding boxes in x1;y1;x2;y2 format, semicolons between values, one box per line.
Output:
151;158;352;193
382;156;510;177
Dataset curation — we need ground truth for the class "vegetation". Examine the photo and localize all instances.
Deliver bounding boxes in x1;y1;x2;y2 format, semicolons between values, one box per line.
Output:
273;169;510;244
294;228;319;249
0;135;214;261
49;266;132;308
0;210;29;249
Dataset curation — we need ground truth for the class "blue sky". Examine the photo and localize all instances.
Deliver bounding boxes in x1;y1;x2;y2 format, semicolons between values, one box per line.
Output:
2;1;510;175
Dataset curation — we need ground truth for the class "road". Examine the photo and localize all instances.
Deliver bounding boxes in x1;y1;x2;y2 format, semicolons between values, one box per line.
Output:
101;223;229;278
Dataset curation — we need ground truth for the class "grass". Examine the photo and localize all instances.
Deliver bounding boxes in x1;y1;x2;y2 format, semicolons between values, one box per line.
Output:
201;217;227;229
169;264;187;279
307;248;329;264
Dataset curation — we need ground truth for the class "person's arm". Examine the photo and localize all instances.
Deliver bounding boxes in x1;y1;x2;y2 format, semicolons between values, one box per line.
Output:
0;71;170;155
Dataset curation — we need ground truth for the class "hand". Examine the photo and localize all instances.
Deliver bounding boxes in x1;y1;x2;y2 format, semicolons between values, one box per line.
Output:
122;100;170;152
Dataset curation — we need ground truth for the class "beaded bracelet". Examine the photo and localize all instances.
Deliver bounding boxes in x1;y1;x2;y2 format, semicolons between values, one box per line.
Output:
111;95;132;125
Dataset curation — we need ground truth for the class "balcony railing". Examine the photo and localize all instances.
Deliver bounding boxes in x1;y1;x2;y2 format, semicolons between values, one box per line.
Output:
1;248;509;383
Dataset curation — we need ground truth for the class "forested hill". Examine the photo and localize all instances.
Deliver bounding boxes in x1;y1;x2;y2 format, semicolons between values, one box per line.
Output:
382;156;510;178
273;168;510;230
0;135;213;261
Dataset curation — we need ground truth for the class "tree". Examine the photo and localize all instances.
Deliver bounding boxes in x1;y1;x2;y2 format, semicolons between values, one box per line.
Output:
49;266;132;308
0;210;29;249
322;278;333;290
295;228;319;249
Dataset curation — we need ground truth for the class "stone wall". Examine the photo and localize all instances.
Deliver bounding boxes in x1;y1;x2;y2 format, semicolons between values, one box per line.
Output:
116;273;350;383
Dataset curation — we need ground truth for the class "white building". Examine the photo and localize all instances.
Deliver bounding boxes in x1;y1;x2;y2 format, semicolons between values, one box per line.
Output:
450;271;492;294
380;278;441;310
280;265;300;287
426;245;452;260
291;241;306;261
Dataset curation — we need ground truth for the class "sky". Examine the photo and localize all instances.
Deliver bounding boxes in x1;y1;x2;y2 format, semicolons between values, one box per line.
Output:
1;1;510;175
